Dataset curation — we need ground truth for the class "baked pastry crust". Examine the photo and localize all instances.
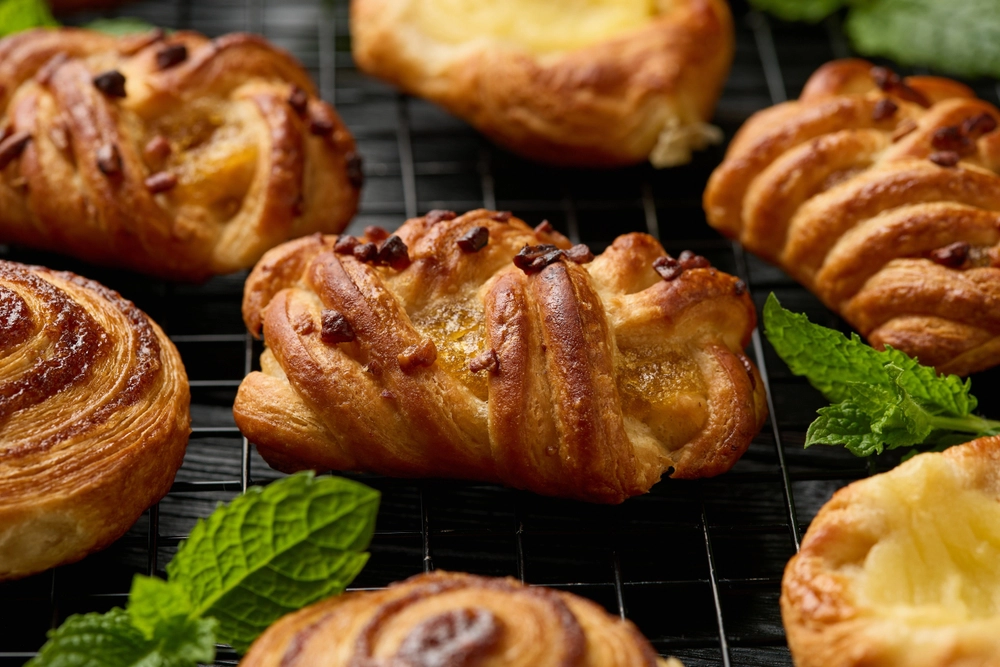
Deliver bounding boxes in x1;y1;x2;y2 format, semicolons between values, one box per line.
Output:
234;209;766;503
0;260;190;581
242;570;678;666
350;0;733;168
781;436;1000;667
704;59;1000;376
0;28;360;281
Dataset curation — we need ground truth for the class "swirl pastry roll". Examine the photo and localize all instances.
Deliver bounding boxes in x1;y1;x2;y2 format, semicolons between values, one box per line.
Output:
0;28;360;281
242;570;678;666
781;436;1000;667
350;0;733;167
704;59;1000;375
234;209;766;503
0;261;190;581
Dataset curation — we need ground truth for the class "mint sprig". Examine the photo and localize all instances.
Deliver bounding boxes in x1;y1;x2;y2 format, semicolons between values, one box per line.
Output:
750;0;1000;79
27;472;380;665
0;0;55;38
763;293;1000;456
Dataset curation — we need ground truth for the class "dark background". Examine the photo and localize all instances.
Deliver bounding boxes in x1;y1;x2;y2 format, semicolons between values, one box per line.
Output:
2;0;999;664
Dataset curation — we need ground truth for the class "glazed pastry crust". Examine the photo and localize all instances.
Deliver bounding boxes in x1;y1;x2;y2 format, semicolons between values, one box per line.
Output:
704;59;1000;375
0;260;190;581
0;28;360;281
781;436;1000;667
242;570;677;666
234;210;766;503
350;0;733;167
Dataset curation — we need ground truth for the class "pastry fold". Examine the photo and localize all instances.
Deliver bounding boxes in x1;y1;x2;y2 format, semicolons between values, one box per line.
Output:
234;210;766;503
782;436;1000;667
0;260;190;581
350;0;733;167
242;570;676;666
704;59;1000;375
0;28;360;280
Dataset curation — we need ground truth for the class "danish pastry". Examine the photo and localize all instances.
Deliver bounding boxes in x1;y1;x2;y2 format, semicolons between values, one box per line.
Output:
350;0;733;168
234;209;766;503
0;260;190;581
242;570;679;666
0;28;360;281
781;436;1000;667
704;59;1000;376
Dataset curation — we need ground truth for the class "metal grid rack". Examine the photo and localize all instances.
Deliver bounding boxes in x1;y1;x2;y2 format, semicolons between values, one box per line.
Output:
3;1;1000;664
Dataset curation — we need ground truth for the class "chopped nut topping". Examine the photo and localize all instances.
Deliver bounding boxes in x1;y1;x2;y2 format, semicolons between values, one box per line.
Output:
735;280;747;296
426;209;457;224
490;210;512;222
354;242;377;263
678;250;711;269
963;112;998;138
931;125;972;154
144;171;177;194
375;235;411;270
872;98;898;121
345;152;363;189
143;135;171;163
398;339;437;372
334;235;360;254
869;66;930;107
0;131;31;170
287;86;308;115
565;244;594;264
469;348;499;374
653;256;683;281
156;43;188;70
534;220;554;235
870;66;898;91
928;241;970;268
308;107;335;136
365;225;390;242
514;244;563;274
457;226;489;253
92;70;127;98
320;309;356;343
929;150;960;167
96;143;122;175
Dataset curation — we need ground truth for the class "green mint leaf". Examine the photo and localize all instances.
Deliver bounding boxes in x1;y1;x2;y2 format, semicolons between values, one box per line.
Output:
26;608;215;667
0;0;56;38
749;0;847;23
127;575;194;638
84;17;160;36
846;0;1000;79
166;472;379;653
805;401;883;455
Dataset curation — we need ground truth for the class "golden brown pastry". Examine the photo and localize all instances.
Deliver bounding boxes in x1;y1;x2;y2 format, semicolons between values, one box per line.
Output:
350;0;733;168
0;260;190;581
0;28;360;281
234;209;766;503
242;570;681;666
704;59;1000;376
781;436;1000;667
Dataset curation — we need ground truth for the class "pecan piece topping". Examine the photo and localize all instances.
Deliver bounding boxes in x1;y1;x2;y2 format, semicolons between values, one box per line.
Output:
144;171;177;193
931;125;972;154
534;220;554;235
457;226;489;253
308;107;335;136
96;143;122;175
334;235;360;254
354;242;378;263
513;244;563;274
143;135;171;163
376;235;411;270
320;309;356;344
929;150;960;167
345;152;363;189
870;66;930;107
0;131;31;170
872;98;898;121
287;86;308;115
92;70;127;98
426;209;457;224
398;339;437;372
156;43;188;70
469;348;499;374
734;279;747;296
654;251;709;282
963;112;998;138
490;210;511;222
928;241;970;268
364;225;390;242
565;244;594;264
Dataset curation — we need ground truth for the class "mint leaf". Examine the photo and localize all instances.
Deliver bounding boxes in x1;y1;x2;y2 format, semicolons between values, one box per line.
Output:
0;0;56;38
166;472;379;652
84;17;160;36
26;608;215;667
749;0;846;23
806;401;882;455
846;0;1000;79
128;575;194;638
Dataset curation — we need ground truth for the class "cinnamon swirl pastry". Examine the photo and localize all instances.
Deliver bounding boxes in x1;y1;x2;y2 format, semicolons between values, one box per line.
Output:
234;210;766;503
0;28;360;281
0;261;190;581
781;436;1000;667
242;571;679;666
704;59;1000;375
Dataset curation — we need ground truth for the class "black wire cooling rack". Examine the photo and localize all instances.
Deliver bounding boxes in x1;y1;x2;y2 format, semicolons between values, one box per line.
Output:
3;1;1000;664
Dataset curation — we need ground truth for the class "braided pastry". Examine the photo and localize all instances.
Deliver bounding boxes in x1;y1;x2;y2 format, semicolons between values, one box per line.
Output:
0;261;190;581
242;570;679;666
704;59;1000;376
781;436;1000;667
234;209;766;503
350;0;733;167
0;28;360;281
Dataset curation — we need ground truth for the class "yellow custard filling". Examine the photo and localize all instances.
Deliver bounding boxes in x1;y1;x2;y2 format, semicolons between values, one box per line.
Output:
411;301;488;401
408;0;659;54
856;454;1000;624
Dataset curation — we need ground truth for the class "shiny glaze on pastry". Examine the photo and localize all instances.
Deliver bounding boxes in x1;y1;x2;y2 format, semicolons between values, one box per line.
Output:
242;570;680;666
782;436;1000;667
704;59;1000;375
0;260;190;580
351;0;733;167
0;28;360;281
234;210;766;503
